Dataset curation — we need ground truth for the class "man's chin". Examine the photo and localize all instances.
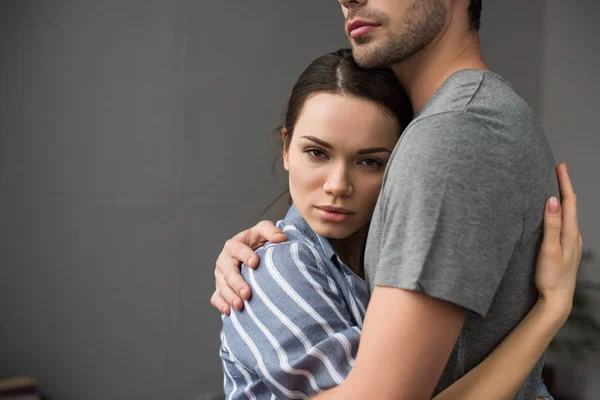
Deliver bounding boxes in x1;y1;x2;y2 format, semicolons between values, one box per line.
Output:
351;45;390;69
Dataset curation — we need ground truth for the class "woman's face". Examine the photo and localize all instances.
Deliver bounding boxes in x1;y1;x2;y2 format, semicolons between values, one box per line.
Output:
284;92;399;239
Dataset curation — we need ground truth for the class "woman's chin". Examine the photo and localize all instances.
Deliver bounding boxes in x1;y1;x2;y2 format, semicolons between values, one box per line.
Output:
309;220;354;240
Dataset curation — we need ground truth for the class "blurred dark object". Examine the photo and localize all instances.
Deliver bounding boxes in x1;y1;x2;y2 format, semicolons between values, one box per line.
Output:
0;376;41;400
543;249;600;399
549;250;600;358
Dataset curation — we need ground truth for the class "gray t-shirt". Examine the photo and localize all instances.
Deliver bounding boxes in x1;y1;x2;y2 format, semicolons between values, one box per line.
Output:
364;69;558;399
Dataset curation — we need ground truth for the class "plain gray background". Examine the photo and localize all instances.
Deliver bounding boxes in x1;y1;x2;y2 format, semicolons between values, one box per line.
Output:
0;1;597;399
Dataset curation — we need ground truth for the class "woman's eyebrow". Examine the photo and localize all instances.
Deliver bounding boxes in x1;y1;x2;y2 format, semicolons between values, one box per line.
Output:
300;136;332;149
357;147;392;155
300;136;392;155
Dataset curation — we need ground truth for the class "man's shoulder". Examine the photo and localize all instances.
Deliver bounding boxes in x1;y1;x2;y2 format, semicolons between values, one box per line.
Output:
394;109;520;167
415;69;488;117
413;69;535;128
400;71;541;159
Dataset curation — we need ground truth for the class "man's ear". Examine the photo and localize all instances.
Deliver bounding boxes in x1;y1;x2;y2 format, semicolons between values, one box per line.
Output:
282;127;290;171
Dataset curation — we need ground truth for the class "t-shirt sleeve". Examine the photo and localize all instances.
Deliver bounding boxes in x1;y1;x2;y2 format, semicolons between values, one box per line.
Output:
374;112;524;317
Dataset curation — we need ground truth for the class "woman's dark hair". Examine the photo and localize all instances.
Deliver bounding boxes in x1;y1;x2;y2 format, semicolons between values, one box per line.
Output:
263;49;412;217
280;48;412;152
468;0;482;31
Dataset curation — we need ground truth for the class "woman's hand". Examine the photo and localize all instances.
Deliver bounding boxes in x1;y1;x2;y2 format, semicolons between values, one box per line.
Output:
535;164;583;322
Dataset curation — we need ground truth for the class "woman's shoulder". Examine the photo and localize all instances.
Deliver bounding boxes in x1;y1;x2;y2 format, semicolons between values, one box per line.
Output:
243;218;325;280
255;217;319;256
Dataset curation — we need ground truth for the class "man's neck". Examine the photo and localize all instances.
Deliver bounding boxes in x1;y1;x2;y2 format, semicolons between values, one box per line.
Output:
392;20;488;113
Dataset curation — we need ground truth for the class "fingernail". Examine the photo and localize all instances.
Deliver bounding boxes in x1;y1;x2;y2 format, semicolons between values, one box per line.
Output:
233;299;243;310
247;256;256;267
222;307;229;314
549;196;560;214
240;289;248;299
563;163;568;172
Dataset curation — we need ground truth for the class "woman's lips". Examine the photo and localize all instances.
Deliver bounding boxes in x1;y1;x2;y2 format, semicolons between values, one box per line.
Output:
316;207;355;222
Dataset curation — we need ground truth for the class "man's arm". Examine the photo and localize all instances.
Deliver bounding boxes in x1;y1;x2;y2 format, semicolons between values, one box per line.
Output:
314;287;466;400
318;166;582;399
213;162;581;398
434;168;581;400
314;113;525;399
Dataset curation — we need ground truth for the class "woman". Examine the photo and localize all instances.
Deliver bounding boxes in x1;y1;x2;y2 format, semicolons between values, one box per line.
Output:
217;49;581;399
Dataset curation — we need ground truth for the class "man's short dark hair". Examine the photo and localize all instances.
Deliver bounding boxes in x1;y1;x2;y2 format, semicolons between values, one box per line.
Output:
468;0;482;31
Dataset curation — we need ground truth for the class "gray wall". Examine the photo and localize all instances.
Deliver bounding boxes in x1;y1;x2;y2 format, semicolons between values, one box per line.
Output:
541;1;600;399
0;2;183;398
2;1;592;399
0;1;347;399
479;0;545;114
168;1;348;397
541;0;600;271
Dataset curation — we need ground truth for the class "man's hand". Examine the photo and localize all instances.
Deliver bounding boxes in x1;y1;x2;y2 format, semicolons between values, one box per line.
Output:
210;220;287;314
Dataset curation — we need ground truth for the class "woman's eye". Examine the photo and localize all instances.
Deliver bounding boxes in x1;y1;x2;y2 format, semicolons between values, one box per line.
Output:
306;148;327;159
359;158;383;169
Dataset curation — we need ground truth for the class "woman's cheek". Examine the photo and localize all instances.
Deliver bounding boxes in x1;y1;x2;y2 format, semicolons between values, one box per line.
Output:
289;165;322;204
362;176;384;209
292;159;323;189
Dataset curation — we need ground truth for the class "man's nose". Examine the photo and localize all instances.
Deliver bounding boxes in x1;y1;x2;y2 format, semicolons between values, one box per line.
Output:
339;0;366;11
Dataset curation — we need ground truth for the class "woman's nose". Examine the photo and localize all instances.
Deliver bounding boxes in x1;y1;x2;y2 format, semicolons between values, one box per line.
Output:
323;165;353;198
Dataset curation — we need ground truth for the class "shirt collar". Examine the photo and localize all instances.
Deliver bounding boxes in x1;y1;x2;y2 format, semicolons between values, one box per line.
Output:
284;204;338;262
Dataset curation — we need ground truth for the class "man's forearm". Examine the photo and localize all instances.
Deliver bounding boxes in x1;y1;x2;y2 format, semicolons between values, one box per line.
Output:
310;287;465;400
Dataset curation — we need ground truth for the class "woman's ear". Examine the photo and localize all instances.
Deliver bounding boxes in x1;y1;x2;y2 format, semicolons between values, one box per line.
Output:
282;127;290;171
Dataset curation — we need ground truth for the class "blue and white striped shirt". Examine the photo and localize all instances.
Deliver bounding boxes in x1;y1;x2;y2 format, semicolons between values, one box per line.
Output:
220;205;368;399
219;206;554;400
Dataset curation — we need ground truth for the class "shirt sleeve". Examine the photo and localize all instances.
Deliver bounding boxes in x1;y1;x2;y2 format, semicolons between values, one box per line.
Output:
220;241;362;399
373;112;524;317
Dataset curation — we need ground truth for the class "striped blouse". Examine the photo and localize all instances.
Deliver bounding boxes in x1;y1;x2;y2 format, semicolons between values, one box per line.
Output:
218;205;553;400
220;205;368;399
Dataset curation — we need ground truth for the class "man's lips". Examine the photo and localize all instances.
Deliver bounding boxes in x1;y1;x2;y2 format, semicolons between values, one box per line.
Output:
347;20;378;38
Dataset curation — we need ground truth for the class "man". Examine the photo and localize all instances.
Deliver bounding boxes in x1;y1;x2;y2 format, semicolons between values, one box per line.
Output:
211;1;581;398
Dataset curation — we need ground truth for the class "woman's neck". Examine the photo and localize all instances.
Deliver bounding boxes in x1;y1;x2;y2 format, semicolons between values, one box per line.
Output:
328;227;368;279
